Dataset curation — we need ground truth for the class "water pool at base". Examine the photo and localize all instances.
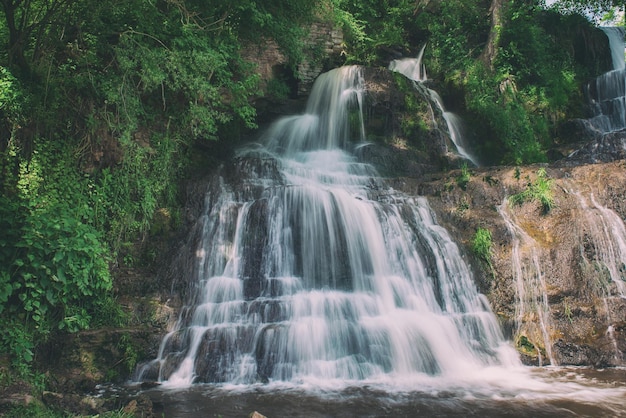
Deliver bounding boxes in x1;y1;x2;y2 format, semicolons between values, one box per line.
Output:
120;367;626;417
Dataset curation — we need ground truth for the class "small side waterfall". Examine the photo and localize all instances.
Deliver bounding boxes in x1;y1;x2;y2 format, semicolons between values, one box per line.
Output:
603;27;625;71
573;190;626;363
497;200;556;366
585;27;626;133
576;192;626;297
136;66;519;387
389;46;480;166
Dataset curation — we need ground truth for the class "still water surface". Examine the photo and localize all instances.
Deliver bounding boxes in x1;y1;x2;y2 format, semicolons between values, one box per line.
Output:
121;367;626;417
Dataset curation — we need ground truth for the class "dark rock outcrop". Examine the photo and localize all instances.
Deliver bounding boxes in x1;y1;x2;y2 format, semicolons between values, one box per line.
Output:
564;129;626;165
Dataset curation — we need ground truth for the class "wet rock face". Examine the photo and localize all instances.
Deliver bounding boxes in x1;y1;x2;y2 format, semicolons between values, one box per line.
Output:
357;67;456;177
416;161;626;367
565;130;626;164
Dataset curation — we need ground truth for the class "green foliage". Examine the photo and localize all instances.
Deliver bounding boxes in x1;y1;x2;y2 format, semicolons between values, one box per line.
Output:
2;402;66;418
461;4;589;165
0;0;617;386
417;0;490;75
3;397;136;418
464;59;550;165
334;0;428;63
329;0;581;166
546;0;624;23
88;135;182;251
456;163;471;190
0;320;35;375
509;168;555;213
0;0;325;380
516;334;537;355
472;227;495;277
117;333;139;375
472;228;492;260
0;67;21;114
0;140;115;373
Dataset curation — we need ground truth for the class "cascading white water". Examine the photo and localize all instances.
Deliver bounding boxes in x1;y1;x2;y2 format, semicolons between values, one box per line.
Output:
569;189;626;363
575;191;626;297
586;27;626;133
389;46;480;166
602;27;625;71
137;65;520;387
497;200;556;366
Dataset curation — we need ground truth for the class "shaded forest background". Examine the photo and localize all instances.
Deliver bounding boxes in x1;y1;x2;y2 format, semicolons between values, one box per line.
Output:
0;0;623;401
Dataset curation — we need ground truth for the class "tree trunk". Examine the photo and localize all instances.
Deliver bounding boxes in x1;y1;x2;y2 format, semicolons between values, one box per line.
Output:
479;0;507;71
1;0;30;75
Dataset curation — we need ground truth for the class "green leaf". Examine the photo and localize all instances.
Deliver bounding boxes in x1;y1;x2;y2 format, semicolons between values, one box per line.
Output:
0;282;12;300
46;290;57;304
53;251;65;263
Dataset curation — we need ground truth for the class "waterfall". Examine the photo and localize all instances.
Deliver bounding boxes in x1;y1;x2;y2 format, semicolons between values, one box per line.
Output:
497;200;556;366
136;66;519;387
575;191;626;297
603;27;625;71
389;46;480;166
573;190;626;363
585;27;626;134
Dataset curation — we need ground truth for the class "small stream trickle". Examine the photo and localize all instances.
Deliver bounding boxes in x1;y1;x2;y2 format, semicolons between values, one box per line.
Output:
573;190;626;364
497;199;557;366
389;45;480;166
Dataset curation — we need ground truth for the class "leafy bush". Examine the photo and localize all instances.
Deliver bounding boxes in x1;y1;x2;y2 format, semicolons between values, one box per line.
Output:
418;0;490;75
461;5;592;165
472;227;495;276
509;168;555;213
0;142;115;372
456;163;471;190
0;0;326;381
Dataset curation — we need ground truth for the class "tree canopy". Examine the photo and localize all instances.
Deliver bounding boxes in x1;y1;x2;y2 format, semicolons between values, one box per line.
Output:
547;0;625;20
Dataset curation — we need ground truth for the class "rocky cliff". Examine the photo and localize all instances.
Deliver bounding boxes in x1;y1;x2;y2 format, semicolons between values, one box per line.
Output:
413;161;626;367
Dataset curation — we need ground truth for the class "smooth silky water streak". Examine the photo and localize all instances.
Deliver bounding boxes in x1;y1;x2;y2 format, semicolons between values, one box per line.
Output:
497;199;556;366
586;27;626;133
601;26;625;71
574;191;626;297
572;189;626;363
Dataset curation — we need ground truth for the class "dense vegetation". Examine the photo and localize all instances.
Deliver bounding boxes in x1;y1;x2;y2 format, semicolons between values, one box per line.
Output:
0;0;622;403
339;0;619;164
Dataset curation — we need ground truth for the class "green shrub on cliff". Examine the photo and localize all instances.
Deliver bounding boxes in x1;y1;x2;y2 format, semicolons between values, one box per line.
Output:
510;168;555;213
472;227;495;277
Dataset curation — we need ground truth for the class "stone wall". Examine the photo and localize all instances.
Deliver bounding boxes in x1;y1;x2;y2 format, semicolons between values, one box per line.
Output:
241;21;344;98
296;23;344;95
